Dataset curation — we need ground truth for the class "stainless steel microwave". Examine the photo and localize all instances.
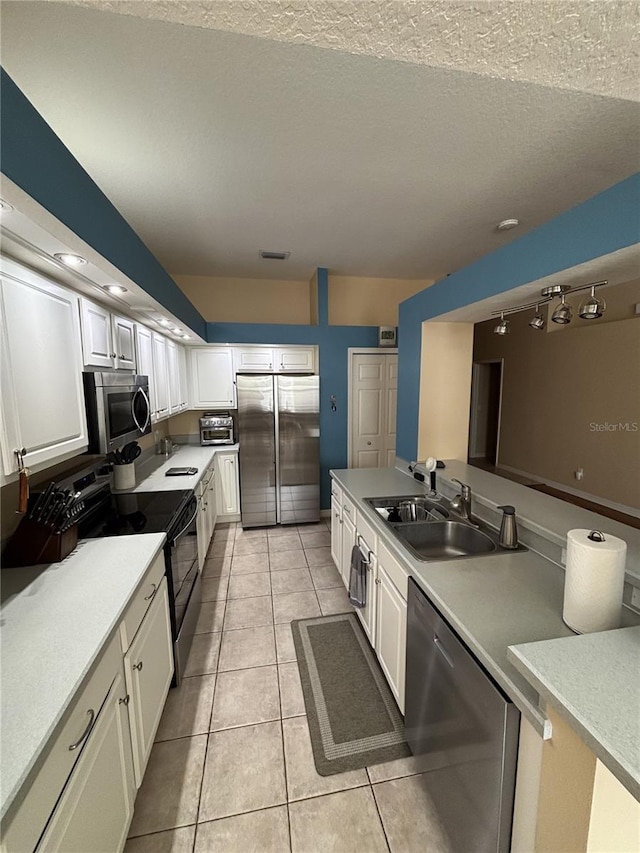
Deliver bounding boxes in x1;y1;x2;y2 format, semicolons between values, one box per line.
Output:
83;372;152;454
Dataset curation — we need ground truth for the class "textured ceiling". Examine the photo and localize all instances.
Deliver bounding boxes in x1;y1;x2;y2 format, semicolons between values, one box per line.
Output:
69;0;640;102
2;2;639;280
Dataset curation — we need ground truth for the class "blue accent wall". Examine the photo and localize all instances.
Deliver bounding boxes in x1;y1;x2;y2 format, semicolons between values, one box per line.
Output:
396;173;640;462
208;298;379;510
0;68;207;339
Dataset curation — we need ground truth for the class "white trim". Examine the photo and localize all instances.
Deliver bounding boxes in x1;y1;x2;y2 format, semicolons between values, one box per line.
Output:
498;463;640;519
347;347;399;469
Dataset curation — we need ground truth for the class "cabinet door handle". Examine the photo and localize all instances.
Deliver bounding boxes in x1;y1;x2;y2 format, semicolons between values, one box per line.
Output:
120;354;126;359
133;661;143;672
110;352;117;359
68;709;95;750
144;583;157;601
119;694;130;706
375;578;381;585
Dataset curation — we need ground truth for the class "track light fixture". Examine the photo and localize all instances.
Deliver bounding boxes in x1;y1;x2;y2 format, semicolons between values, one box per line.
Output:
529;305;545;330
492;280;607;335
551;293;572;325
494;312;510;335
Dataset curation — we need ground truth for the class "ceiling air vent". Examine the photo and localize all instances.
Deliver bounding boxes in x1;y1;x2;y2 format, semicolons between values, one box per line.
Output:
259;250;290;260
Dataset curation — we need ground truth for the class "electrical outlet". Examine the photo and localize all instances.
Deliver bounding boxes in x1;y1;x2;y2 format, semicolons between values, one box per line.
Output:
575;468;584;481
631;586;640;610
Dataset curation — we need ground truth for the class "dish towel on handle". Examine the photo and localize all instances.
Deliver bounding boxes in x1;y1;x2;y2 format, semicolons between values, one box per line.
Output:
349;544;367;608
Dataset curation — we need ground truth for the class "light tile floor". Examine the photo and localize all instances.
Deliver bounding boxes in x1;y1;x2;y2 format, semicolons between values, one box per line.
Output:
125;521;450;853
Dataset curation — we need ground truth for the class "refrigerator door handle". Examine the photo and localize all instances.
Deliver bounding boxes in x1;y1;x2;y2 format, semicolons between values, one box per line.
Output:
274;375;282;524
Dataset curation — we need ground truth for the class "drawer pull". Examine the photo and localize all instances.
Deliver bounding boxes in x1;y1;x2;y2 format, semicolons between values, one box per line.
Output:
375;578;381;585
144;583;157;601
68;709;95;751
133;661;144;672
119;694;130;706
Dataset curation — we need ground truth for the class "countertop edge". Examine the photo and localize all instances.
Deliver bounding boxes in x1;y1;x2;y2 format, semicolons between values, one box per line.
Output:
0;534;167;824
507;644;640;801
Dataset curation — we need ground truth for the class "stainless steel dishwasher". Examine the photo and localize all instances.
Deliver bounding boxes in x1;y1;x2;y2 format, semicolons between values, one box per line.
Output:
405;578;520;853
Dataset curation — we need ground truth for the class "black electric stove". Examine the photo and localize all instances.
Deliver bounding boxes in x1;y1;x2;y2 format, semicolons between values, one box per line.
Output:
80;489;193;540
37;460;202;686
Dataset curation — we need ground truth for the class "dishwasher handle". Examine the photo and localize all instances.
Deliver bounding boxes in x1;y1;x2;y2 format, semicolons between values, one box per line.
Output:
433;634;454;668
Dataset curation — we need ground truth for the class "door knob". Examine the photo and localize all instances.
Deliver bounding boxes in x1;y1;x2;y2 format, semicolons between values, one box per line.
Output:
133;661;143;671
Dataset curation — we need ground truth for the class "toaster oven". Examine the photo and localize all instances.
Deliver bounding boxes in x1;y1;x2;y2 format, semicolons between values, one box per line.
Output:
200;413;234;445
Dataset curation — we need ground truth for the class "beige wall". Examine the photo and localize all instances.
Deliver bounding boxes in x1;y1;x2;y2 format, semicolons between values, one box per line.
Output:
535;708;596;853
474;284;640;508
329;276;432;326
167;410;202;437
175;275;312;324
417;321;474;461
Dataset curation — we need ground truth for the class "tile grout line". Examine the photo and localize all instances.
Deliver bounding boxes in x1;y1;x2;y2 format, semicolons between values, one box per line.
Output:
370;782;393;853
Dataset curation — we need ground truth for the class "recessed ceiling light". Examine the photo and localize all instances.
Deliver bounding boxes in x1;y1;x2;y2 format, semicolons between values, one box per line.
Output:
496;219;520;232
172;327;182;334
53;252;87;267
259;250;291;260
102;284;128;295
0;199;14;212
182;334;191;340
158;318;171;326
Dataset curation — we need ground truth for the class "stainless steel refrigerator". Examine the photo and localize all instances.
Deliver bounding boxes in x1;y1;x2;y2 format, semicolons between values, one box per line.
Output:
236;374;320;527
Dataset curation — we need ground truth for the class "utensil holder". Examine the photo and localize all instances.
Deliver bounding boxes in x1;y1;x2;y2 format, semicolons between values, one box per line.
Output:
113;463;136;490
2;518;78;567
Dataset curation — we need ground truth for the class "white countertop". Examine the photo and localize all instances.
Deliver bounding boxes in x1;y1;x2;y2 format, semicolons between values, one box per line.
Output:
116;444;239;493
0;534;166;822
508;627;640;800
330;465;639;752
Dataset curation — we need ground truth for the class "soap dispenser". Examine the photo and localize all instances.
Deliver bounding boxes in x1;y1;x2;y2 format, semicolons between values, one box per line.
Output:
497;505;519;549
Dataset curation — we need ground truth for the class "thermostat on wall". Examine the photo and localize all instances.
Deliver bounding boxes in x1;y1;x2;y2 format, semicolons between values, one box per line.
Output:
378;326;397;347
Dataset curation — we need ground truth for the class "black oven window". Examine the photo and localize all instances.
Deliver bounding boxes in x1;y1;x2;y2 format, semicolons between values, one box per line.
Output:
107;391;136;438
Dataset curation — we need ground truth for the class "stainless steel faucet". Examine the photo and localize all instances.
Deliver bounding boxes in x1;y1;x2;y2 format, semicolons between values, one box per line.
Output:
450;479;472;519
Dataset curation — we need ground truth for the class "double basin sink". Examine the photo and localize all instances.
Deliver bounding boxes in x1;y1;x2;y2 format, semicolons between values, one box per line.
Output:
364;495;526;562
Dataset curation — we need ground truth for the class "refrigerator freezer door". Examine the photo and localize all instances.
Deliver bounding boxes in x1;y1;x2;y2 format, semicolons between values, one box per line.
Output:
277;375;320;524
237;374;277;527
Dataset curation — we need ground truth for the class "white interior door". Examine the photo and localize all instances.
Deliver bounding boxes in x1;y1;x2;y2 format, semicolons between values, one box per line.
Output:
350;352;398;468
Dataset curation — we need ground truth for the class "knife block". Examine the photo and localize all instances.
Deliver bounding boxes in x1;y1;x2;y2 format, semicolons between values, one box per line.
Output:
2;517;78;568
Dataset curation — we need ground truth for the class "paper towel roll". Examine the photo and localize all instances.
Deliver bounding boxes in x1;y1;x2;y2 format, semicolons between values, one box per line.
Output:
563;529;627;634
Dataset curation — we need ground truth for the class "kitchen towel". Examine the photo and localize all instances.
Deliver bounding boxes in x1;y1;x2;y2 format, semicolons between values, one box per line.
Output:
563;529;627;634
348;544;367;608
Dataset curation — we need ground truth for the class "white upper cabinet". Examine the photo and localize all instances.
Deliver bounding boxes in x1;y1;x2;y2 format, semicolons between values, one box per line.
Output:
177;345;189;410
135;325;156;416
276;346;315;372
166;339;182;415
232;346;316;374
0;259;88;477
112;315;136;370
152;332;170;420
80;298;137;371
233;347;274;373
190;348;235;409
80;299;113;369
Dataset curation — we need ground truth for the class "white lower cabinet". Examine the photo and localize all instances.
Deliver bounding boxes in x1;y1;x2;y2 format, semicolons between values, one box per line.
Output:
328;486;409;714
216;451;240;517
196;464;217;568
330;496;342;570
340;512;356;589
375;561;408;713
37;671;135;853
123;577;174;786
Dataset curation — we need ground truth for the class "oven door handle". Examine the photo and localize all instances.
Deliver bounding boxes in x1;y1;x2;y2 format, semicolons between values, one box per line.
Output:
170;500;199;545
132;386;151;434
